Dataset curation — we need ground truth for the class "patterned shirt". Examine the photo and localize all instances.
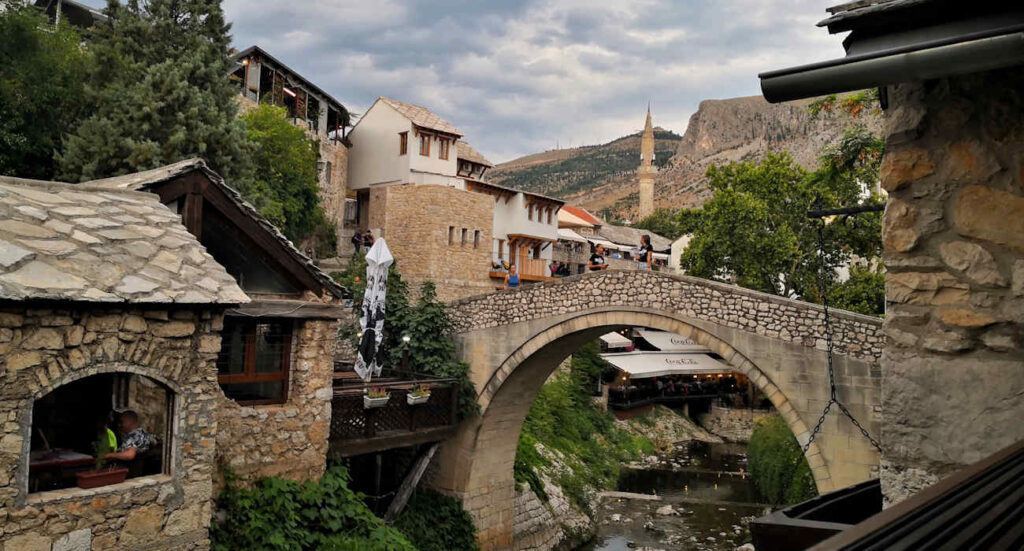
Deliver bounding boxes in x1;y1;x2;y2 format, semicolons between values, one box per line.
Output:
119;428;156;454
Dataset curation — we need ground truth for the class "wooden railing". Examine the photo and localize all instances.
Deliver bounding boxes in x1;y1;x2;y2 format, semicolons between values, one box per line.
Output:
517;257;549;278
329;369;459;456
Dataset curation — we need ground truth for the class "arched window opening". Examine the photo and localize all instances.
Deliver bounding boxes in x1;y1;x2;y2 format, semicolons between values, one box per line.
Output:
29;373;173;493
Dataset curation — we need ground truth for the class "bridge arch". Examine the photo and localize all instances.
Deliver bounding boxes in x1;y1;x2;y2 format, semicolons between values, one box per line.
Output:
434;271;882;550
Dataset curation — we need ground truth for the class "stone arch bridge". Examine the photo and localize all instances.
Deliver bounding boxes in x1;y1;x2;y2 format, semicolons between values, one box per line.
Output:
432;270;883;550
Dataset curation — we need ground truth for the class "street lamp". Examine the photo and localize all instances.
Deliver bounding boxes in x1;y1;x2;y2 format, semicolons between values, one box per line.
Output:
401;335;411;371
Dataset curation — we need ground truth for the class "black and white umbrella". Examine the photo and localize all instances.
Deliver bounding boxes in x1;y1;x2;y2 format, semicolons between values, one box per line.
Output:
355;238;394;381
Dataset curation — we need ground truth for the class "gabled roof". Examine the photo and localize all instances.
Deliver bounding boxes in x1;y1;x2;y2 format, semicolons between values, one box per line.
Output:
561;205;604;226
456;141;493;167
85;159;345;298
557;209;594;229
379;97;462;136
0;177;247;304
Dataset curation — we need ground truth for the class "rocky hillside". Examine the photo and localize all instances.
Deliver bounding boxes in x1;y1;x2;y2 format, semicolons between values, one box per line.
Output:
491;94;882;221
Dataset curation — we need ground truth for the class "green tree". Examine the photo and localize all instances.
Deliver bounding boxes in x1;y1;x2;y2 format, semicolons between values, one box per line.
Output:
633;208;683;240
239;104;336;251
57;0;251;183
826;264;885;317
678;149;882;304
0;2;93;179
747;414;817;505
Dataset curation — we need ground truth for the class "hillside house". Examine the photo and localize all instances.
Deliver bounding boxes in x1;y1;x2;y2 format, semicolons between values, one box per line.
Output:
230;46;354;257
347;97;562;299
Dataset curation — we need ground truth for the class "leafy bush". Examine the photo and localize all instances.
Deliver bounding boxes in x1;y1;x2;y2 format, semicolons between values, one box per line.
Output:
211;466;415;551
393;489;480;551
747;414;817;505
514;342;653;512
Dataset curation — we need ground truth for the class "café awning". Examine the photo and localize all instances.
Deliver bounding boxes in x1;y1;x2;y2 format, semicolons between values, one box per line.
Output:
558;228;588;243
587;237;620;250
599;332;633;349
600;351;732;379
635;329;710;353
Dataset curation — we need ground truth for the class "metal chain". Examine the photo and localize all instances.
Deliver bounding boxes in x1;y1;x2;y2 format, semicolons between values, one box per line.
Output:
772;212;882;509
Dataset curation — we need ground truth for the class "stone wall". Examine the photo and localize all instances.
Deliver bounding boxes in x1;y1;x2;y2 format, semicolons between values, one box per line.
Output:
213;317;338;489
317;139;350;257
879;70;1024;504
370;184;495;301
697;406;771;443
0;305;224;550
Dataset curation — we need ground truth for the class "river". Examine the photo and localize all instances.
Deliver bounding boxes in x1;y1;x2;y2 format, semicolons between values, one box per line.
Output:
579;441;767;551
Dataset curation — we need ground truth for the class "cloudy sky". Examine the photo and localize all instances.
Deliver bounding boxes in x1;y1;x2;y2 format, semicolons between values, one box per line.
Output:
80;0;846;163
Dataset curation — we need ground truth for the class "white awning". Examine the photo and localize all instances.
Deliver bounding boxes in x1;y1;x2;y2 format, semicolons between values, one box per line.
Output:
588;237;621;250
635;329;710;353
599;332;633;349
600;351;732;379
558;228;588;243
652;252;670;261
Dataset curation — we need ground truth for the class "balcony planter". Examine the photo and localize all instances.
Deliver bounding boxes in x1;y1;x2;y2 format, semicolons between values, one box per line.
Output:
363;395;390;409
76;467;129;489
407;393;431;405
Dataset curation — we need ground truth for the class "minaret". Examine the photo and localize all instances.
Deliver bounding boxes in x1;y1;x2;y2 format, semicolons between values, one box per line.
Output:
637;105;656;219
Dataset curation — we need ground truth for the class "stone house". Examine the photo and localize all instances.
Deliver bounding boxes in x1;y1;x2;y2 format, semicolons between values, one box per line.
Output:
759;0;1024;511
348;97;563;300
0;176;247;550
230;45;354;258
83;159;348;488
0;158;349;549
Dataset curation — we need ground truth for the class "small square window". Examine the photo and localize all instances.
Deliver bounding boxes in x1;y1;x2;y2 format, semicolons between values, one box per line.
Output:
399;132;408;155
474;230;481;249
448;226;455;245
461;228;468;245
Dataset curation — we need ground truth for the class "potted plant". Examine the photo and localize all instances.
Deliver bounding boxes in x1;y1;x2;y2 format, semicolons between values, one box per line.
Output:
363;386;390;409
76;457;128;489
406;383;432;405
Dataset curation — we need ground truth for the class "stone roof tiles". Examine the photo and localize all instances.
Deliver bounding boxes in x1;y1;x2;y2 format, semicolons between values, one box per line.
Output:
596;224;673;253
456;140;493;167
85;158;346;298
379;97;462;136
0;178;248;304
819;0;932;28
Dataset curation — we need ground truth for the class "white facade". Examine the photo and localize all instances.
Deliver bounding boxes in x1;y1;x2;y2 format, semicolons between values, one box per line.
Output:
669;234;692;274
489;190;560;272
347;99;462;190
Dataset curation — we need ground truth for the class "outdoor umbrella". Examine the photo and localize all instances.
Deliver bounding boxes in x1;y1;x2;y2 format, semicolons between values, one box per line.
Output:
355;238;394;381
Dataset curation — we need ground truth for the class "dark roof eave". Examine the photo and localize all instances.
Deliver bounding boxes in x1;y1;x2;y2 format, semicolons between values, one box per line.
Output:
759;29;1024;103
233;45;348;118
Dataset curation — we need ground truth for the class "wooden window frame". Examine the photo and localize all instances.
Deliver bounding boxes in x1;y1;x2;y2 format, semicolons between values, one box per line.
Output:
547;209;552;224
419;134;431;156
399;132;408;155
527;205;533;221
439;138;450;160
497;238;505;259
217;319;293;406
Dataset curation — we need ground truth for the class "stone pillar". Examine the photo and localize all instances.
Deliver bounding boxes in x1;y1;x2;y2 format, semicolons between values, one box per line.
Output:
638;176;654;219
879;69;1024;504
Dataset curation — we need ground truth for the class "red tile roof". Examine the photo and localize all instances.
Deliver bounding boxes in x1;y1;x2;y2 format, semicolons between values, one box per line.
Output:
561;205;603;226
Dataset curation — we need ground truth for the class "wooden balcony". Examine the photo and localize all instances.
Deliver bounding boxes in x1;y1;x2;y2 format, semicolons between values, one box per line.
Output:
329;368;459;457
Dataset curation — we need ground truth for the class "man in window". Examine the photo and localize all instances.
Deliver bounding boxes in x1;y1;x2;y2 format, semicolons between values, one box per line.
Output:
104;410;157;462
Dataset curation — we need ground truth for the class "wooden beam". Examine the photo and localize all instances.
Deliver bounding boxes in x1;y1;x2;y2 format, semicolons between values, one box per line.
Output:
228;299;347;320
329;426;457;458
384;443;439;522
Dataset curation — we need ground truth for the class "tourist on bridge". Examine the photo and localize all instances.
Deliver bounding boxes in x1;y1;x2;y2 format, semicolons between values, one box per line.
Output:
504;264;520;290
637;235;653;271
589;244;609;272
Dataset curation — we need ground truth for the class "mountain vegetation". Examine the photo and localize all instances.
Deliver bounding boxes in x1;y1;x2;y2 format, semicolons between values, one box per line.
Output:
489;128;682;198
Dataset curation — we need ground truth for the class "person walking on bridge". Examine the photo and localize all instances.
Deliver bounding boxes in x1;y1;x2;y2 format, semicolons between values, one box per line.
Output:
637;235;653;271
589;244;609;272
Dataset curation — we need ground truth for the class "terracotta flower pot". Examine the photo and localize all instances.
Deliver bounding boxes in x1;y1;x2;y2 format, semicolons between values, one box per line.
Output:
76;467;128;489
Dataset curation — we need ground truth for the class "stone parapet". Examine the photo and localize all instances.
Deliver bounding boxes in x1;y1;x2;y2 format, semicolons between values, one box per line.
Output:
448;270;883;362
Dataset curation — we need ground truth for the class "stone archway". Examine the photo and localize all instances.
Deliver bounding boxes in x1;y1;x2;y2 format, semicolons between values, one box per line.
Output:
434;307;839;550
